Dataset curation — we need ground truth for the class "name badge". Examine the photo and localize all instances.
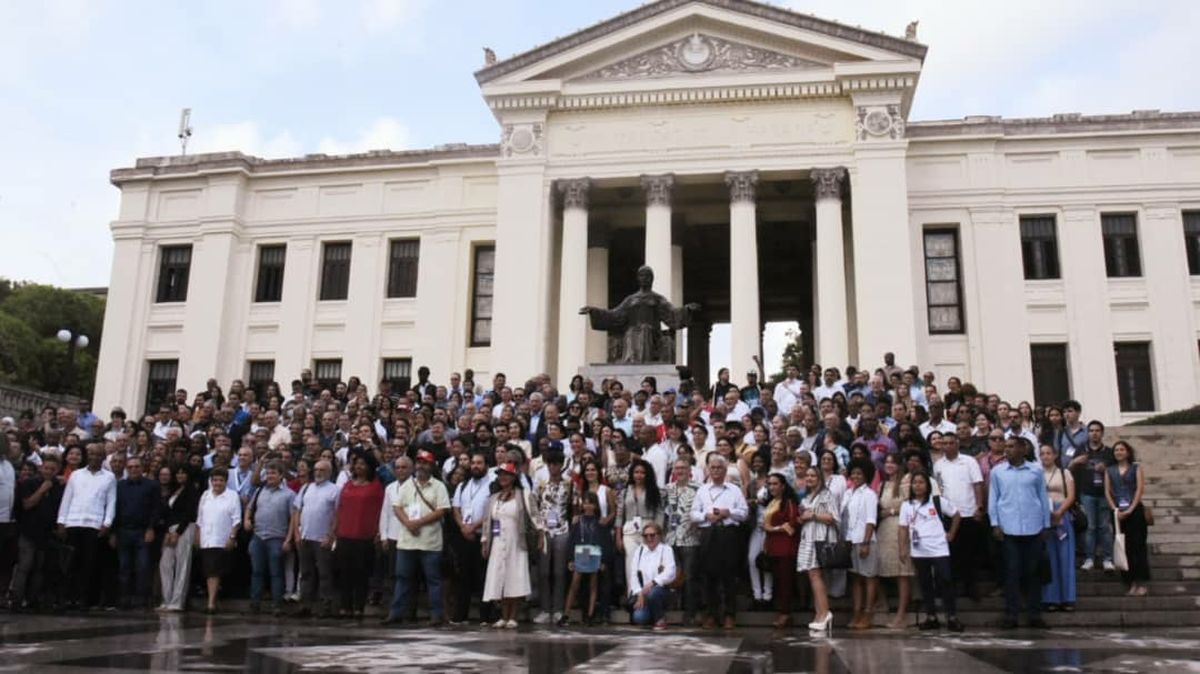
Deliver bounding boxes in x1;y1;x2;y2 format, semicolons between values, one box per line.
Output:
1118;497;1131;510
546;509;561;529
670;513;681;528
407;504;422;520
491;519;502;537
911;529;921;548
463;513;473;525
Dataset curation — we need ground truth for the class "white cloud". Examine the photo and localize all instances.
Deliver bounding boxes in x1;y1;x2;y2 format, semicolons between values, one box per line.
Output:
190;121;303;158
316;117;413;155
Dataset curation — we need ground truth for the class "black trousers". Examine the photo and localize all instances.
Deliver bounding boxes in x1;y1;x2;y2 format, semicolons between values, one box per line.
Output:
335;538;374;613
950;516;985;593
65;527;102;606
0;523;16;602
700;526;740;621
452;535;496;623
914;556;957;618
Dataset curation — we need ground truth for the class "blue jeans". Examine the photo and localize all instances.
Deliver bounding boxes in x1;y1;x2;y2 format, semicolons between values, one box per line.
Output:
249;536;285;607
116;528;150;604
1002;534;1042;620
1080;494;1113;562
631;585;670;625
390;548;443;621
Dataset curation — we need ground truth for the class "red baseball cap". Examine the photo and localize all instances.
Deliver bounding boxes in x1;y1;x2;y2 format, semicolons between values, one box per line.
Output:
497;462;519;475
416;450;436;464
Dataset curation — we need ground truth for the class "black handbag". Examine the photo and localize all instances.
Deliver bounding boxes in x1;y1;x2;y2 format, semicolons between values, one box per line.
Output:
815;522;852;570
1061;468;1088;536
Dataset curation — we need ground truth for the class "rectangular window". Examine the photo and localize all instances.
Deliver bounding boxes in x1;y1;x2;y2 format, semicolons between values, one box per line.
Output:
254;245;287;303
1030;344;1070;407
247;360;275;402
1020;215;1060;280
319;242;352;301
1101;213;1142;277
144;359;179;415
382;358;412;394
470;245;496;346
1184;211;1200;276
1114;342;1155;412
922;229;964;334
155;245;192;303
386;239;421;298
313;359;342;392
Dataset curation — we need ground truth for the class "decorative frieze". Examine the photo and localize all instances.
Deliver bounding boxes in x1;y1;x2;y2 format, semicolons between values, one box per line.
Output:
725;170;759;204
640;173;675;207
557;178;591;211
579;33;818;81
810;167;846;201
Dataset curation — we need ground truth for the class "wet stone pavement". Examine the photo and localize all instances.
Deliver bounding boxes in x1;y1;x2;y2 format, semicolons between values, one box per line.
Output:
1;612;1198;673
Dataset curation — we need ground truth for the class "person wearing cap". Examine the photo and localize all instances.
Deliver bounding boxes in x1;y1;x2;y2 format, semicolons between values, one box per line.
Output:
481;461;539;629
381;449;450;627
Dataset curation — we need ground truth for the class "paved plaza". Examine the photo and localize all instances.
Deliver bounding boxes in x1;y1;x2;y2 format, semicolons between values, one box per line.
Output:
1;612;1198;673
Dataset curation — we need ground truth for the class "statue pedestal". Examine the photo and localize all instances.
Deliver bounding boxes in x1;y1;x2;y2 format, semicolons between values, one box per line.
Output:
578;363;682;394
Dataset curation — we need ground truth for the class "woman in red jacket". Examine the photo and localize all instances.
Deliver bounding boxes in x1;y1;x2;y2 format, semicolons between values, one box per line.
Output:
333;452;384;618
762;472;802;628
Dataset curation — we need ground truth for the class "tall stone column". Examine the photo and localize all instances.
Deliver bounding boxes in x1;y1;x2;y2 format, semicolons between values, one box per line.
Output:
585;223;610;365
812;167;849;369
726;170;761;378
556;178;591;389
641;174;675;297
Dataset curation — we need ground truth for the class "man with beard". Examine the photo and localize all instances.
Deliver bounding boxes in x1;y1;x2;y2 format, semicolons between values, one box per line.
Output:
451;451;495;625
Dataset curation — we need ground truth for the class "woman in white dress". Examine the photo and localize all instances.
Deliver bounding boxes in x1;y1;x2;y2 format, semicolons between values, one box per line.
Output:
481;462;540;628
796;466;841;633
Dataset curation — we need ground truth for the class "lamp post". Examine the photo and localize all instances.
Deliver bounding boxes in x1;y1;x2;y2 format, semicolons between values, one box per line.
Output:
56;328;89;395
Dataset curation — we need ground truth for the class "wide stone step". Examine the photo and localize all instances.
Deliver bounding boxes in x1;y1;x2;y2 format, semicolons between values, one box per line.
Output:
1150;543;1200;556
600;608;1200;628
1076;580;1200;595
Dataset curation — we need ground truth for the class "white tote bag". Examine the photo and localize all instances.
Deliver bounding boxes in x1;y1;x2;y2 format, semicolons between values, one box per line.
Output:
1112;510;1130;572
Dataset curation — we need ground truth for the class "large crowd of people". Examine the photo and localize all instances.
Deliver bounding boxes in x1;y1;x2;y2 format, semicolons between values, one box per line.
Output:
0;354;1153;633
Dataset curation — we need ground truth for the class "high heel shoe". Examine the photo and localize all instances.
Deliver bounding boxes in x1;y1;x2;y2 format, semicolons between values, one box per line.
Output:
807;612;833;631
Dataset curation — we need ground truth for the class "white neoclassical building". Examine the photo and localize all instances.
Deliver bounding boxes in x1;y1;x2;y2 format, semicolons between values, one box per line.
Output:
95;0;1200;424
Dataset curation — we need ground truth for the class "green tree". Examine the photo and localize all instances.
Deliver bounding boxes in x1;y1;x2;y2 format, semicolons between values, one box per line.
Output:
0;280;105;397
767;329;805;386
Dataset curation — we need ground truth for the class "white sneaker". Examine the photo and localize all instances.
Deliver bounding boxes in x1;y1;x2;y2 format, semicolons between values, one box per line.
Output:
532;611;551;624
1102;560;1116;572
492;619;507;628
1080;559;1094;571
504;619;518;629
552;612;563;624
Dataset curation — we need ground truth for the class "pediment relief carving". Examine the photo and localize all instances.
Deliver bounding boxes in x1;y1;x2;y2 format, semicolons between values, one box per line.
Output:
575;33;823;81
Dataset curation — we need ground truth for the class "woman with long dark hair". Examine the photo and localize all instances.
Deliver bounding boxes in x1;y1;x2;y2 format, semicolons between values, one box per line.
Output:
616;460;663;590
899;470;963;631
158;465;199;611
1106;441;1150;596
762;472;801;627
876;453;914;628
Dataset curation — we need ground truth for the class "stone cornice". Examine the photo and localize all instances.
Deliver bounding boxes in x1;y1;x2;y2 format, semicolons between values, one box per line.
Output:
486;76;916;113
474;0;926;84
111;145;500;185
908;111;1200;139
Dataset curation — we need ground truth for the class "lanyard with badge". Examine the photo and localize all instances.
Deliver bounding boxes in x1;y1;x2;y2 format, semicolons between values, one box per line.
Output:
463;479;483;525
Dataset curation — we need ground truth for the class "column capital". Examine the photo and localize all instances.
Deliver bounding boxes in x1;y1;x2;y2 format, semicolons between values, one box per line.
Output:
810;167;847;201
557;178;591;210
724;170;759;204
640;173;675;207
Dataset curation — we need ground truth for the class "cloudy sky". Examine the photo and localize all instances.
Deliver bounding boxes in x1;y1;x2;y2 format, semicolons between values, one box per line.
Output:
2;0;1198;373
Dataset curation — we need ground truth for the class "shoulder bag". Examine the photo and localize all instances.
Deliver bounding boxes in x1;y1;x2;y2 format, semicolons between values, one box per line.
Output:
1060;467;1088;536
518;490;542;562
1112;508;1130;572
814;497;852;569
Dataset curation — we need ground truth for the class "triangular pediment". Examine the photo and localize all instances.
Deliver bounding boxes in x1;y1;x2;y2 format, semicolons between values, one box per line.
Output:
572;32;825;82
476;0;925;88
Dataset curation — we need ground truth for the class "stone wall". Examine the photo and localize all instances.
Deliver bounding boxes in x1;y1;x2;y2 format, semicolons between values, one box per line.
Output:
0;384;83;419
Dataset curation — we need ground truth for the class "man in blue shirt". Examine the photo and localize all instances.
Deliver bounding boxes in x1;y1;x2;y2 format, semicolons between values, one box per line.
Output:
989;436;1052;629
114;456;161;609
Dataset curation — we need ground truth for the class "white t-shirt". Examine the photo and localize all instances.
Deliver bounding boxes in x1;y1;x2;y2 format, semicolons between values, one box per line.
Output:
933;454;983;517
900;497;958;559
